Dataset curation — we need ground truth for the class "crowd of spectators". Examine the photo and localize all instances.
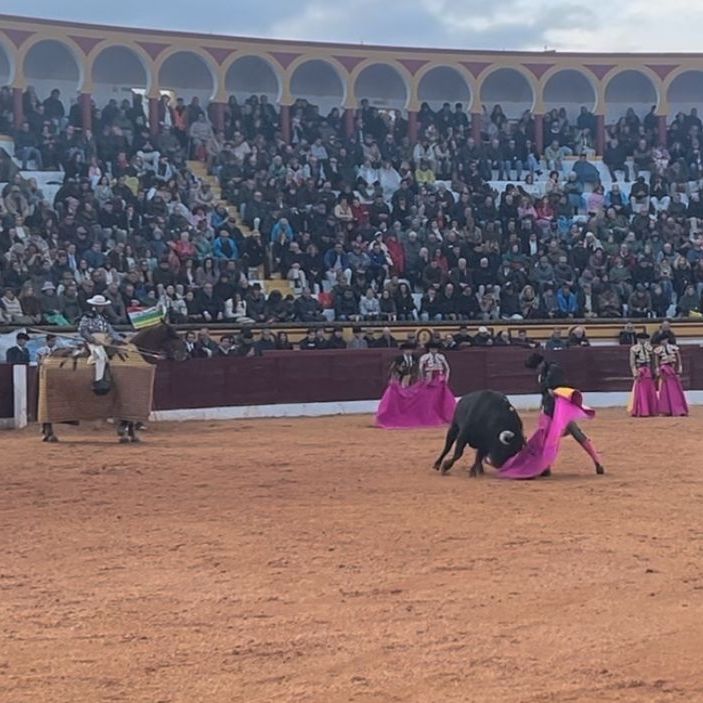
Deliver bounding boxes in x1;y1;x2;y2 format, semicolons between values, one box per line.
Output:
177;322;581;357
5;81;703;329
160;319;678;357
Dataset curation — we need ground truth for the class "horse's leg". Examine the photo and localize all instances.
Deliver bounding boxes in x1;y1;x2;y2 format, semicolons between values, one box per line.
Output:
42;423;58;443
117;421;130;444
128;422;141;443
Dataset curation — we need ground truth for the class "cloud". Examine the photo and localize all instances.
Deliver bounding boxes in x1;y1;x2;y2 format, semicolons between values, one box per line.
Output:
0;0;702;53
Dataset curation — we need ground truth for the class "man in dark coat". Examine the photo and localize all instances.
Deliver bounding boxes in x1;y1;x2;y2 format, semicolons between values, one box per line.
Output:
5;332;30;364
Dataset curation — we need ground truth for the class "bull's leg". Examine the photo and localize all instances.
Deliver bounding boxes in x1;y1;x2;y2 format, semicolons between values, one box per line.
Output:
567;422;605;475
434;423;459;471
117;421;130;444
440;433;468;475
469;449;486;477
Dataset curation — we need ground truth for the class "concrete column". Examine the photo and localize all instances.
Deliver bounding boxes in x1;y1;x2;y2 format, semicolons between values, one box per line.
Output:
471;112;481;142
657;114;668;146
279;104;291;143
534;113;544;154
13;87;23;128
344;108;355;138
212;101;226;132
79;93;92;133
595;114;605;156
149;97;160;138
407;110;418;143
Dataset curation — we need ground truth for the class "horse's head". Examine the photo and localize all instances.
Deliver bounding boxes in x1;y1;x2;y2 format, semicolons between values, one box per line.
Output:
162;324;189;362
131;323;188;362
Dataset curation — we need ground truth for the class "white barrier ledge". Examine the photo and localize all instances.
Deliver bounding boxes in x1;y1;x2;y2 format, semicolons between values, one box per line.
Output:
149;390;703;423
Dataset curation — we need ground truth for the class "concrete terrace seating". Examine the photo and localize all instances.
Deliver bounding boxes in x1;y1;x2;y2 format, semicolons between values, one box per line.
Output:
1;169;64;204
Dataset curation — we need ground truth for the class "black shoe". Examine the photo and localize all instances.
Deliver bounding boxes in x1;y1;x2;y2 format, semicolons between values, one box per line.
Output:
596;464;605;475
540;468;552;477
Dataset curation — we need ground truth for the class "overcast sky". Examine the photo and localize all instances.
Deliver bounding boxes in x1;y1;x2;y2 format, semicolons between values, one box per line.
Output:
2;0;701;53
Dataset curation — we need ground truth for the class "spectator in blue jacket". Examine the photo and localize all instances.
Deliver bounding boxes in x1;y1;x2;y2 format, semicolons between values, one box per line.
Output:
572;153;600;186
270;217;294;244
212;230;239;261
556;283;578;318
84;241;105;269
324;242;351;285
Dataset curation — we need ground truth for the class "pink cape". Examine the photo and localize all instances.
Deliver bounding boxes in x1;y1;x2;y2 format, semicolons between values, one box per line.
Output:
375;377;456;429
629;367;658;417
499;391;595;480
657;365;688;416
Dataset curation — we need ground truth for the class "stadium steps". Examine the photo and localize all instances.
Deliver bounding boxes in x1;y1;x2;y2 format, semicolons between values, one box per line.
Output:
188;160;291;294
188;159;251;231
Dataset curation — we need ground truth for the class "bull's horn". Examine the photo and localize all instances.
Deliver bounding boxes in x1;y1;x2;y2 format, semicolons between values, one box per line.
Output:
499;430;514;445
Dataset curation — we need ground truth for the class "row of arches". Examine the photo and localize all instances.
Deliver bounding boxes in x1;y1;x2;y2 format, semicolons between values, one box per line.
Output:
3;39;703;122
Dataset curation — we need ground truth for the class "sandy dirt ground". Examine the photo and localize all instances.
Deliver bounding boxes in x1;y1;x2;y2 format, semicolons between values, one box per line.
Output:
1;410;703;703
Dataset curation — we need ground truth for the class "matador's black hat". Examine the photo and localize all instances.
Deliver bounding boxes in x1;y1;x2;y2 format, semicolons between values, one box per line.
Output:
525;352;545;369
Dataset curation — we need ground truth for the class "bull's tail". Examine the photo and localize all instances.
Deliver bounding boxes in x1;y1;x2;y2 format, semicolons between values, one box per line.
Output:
433;422;459;471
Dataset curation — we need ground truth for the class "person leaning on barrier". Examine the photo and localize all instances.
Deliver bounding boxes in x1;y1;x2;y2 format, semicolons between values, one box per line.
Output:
5;332;31;365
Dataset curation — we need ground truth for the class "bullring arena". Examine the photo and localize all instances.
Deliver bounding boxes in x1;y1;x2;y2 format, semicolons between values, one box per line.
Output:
4;9;703;702
2;410;703;702
3;340;703;701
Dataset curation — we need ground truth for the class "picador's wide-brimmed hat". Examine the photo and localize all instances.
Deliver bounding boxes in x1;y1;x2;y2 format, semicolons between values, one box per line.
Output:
86;295;111;306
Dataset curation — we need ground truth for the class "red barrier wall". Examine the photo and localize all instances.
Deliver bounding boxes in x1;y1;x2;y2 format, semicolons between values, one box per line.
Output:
149;346;687;411
2;346;702;418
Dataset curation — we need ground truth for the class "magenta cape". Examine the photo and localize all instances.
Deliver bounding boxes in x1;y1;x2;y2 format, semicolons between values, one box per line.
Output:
375;378;456;429
657;365;688;416
629;367;658;417
499;390;595;480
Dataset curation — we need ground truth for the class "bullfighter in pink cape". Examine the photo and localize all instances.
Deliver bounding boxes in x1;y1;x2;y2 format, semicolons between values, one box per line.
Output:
375;342;456;429
628;332;658;417
653;337;688;416
499;353;606;480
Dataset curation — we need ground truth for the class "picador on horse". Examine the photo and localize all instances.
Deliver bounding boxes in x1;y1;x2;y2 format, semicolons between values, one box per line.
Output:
38;297;186;444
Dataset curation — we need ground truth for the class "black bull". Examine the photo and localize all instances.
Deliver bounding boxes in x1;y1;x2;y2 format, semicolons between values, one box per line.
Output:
433;390;526;476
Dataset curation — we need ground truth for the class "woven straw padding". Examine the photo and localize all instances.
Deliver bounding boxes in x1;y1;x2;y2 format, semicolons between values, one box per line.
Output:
38;348;155;423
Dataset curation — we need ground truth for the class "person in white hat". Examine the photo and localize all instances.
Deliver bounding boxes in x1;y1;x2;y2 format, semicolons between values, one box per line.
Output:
77;295;125;389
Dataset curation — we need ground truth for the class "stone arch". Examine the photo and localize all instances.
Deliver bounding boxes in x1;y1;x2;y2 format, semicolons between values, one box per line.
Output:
91;44;150;109
352;61;410;111
22;38;83;107
224;54;282;105
666;69;703;120
0;37;14;86
157;49;217;103
416;64;472;111
479;66;535;119
542;67;597;121
604;67;659;126
289;58;346;117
